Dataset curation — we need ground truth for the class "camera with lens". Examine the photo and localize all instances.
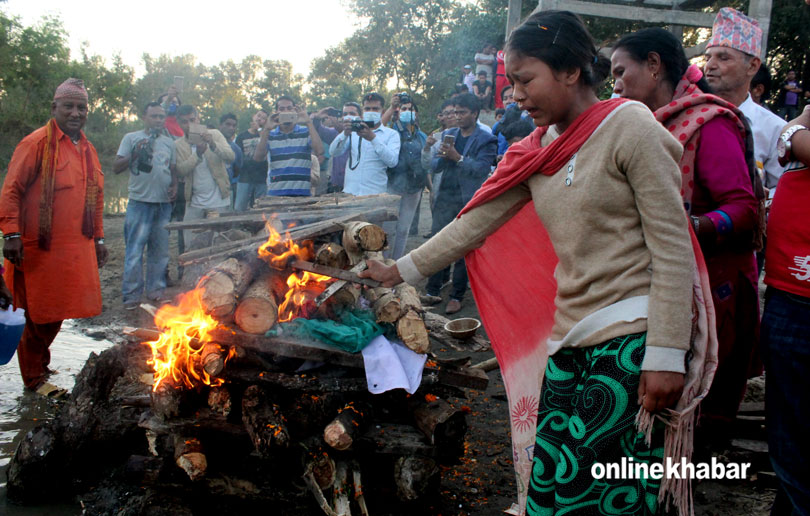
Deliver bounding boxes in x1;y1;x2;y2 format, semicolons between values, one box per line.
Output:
395;92;412;105
351;120;369;132
134;138;154;174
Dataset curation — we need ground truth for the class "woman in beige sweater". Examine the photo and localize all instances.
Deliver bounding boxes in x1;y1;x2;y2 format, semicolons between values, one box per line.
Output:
363;11;697;516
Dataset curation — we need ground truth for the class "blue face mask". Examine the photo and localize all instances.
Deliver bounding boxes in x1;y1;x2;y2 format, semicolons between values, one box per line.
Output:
167;102;178;115
399;111;414;124
363;111;381;125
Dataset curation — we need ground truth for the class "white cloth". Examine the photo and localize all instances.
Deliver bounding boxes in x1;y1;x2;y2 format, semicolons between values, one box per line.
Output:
739;93;787;189
361;334;427;394
462;72;475;93
329;126;400;195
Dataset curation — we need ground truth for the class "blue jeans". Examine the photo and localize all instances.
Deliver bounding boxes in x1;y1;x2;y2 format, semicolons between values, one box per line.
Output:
762;287;810;516
123;200;172;304
234;182;266;212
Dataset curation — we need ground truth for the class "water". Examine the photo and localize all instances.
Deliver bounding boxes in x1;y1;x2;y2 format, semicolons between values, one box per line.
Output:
0;321;115;515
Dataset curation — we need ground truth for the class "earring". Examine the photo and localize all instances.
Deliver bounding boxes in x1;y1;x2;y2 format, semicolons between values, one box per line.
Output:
652;72;659;80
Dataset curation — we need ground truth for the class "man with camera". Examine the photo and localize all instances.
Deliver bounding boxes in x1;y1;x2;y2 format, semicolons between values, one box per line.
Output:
422;93;497;314
253;96;324;197
234;109;269;211
114;101;178;309
329;93;400;196
380;93;427;259
174;104;235;247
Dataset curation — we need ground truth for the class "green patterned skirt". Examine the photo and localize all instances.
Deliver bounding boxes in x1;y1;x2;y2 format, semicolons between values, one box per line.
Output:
526;333;664;516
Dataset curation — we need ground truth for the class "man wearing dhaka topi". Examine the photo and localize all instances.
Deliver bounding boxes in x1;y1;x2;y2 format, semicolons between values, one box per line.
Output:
0;78;107;399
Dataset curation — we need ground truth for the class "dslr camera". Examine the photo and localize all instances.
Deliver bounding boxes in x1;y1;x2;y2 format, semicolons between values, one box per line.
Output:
351;120;372;132
395;92;412;105
134;138;154;174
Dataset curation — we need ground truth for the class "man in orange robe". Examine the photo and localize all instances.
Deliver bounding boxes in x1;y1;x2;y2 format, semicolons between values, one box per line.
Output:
0;78;107;394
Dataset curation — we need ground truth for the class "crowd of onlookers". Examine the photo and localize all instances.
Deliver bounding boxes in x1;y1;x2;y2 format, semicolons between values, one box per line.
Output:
112;82;537;316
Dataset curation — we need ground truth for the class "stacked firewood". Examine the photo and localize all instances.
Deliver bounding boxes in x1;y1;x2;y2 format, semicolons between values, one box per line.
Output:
119;195;490;514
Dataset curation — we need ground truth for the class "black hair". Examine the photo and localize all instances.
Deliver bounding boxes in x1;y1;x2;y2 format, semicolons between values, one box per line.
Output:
451;93;480;116
362;92;385;107
176;104;196;117
402;101;419;112
751;64;772;100
440;99;454;112
275;95;296;109
343;102;362;114
500;84;513;100
507;10;610;87
494;104;523;135
220;113;237;124
157;93;182;106
257;108;269;115
495;108;506;117
614;27;712;94
501;118;535;141
142;101;163;116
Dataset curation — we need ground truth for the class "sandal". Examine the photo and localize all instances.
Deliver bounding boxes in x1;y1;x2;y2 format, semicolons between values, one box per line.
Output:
34;382;68;400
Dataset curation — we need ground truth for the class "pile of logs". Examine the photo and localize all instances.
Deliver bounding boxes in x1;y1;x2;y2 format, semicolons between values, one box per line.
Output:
113;194;490;514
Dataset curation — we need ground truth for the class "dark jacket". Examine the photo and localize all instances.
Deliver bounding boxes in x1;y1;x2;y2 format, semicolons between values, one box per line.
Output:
388;121;428;195
432;126;497;205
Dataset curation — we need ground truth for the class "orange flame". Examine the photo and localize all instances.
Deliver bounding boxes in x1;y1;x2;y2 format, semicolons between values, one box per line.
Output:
145;288;229;391
258;218;333;322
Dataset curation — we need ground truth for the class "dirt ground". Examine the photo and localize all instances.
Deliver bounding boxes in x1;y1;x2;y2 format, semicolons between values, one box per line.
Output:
66;207;776;516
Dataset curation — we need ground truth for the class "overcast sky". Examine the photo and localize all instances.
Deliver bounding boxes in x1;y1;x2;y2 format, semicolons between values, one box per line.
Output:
4;0;358;76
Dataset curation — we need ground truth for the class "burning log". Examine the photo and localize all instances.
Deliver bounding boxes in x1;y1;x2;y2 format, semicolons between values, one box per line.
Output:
315;243;350;270
197;256;265;317
201;343;226;377
173;436;207;481
151;381;182;420
396;309;430;354
393;456;439;501
323;403;371;451
342;221;387;254
234;273;280;334
331;284;361;309
241;385;290;457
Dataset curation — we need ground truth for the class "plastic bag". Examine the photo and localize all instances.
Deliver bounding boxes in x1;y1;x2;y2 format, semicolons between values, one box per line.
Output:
0;305;25;365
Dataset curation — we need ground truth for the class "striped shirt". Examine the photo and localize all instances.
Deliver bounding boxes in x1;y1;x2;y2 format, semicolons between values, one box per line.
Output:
266;125;312;196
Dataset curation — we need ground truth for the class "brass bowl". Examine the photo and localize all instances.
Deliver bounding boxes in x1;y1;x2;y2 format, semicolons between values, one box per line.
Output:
444;318;481;340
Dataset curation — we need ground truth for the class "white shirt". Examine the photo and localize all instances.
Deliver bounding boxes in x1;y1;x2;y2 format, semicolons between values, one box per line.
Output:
476;120;492;134
330;126;400;196
739;93;787;189
190;154;229;209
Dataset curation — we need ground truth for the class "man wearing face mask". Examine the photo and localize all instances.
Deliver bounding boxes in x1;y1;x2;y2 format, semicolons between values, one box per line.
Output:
381;93;427;259
329;92;400;196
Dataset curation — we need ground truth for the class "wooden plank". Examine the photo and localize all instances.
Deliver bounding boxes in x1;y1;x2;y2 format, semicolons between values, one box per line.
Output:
166;206;397;232
534;0;716;27
291;260;381;288
177;212;383;266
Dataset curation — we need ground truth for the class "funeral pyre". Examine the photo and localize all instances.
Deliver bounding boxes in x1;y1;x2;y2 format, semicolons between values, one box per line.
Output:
6;194;492;515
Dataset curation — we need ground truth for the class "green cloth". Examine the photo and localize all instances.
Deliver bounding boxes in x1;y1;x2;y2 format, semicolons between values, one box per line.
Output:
267;309;385;353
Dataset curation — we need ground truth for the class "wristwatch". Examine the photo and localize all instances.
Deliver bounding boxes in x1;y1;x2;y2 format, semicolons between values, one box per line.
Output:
777;125;808;162
457;156;465;164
